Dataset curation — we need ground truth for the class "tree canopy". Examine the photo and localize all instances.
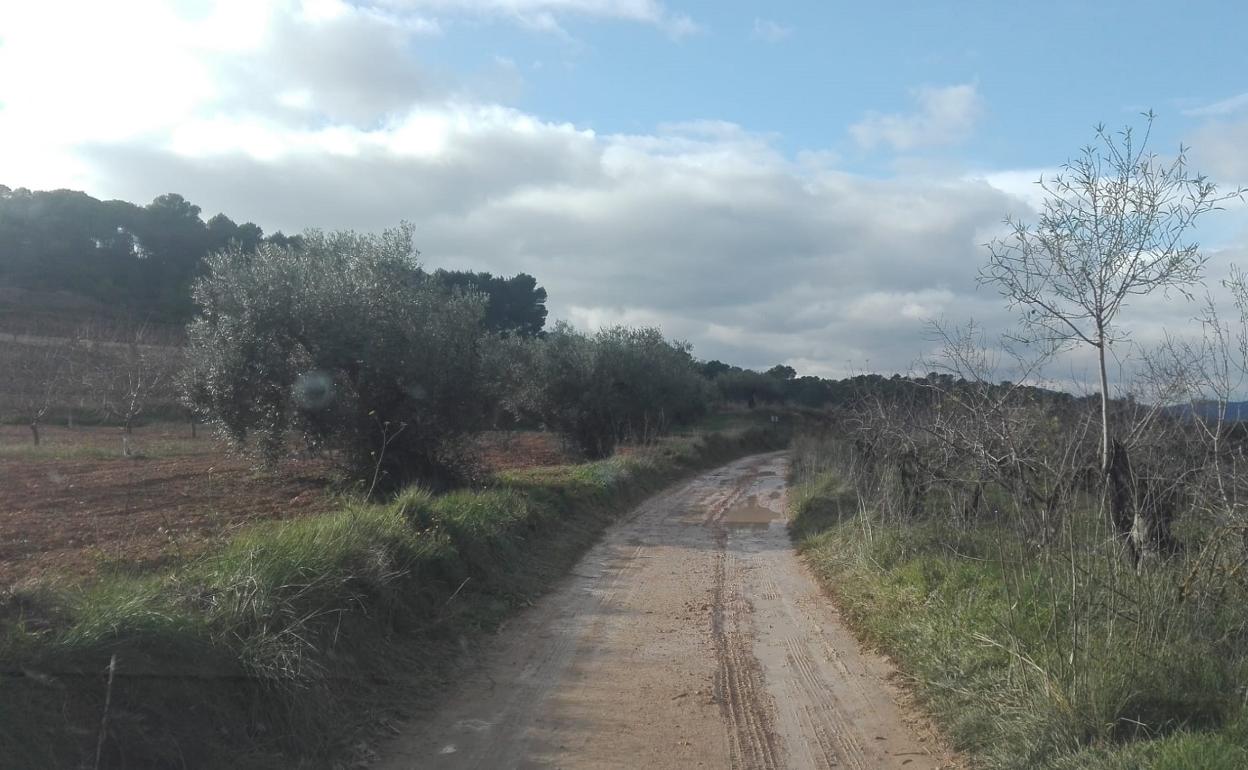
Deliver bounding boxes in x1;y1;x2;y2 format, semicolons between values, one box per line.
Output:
430;269;548;337
185;224;492;488
0;186;276;320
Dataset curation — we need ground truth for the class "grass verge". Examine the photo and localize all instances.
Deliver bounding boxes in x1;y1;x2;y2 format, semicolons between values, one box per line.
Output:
789;435;1248;770
1;425;786;769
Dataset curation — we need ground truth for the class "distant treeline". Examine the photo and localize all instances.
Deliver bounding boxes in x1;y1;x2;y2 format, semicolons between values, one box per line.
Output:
0;185;548;334
699;361;1074;412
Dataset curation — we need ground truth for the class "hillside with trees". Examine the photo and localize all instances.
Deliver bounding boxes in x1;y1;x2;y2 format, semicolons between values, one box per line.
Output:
0;186;549;336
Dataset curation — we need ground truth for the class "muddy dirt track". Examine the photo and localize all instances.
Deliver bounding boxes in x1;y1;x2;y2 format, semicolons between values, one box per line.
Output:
376;452;953;769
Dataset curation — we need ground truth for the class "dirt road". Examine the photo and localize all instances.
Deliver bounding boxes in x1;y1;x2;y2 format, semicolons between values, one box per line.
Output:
376;452;951;769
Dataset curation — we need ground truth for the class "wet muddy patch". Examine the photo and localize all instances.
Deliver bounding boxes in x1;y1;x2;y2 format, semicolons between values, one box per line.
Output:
723;495;783;530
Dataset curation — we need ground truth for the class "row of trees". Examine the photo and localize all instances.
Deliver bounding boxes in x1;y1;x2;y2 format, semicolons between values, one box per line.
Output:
5;195;860;473
0;323;182;446
184;224;710;489
701;358;962;410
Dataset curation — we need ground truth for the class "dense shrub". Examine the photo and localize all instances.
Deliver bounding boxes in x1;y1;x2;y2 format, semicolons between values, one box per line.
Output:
185;223;491;488
533;323;712;457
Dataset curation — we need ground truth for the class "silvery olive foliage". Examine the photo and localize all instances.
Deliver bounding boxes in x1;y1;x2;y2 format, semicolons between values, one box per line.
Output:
185;223;489;488
534;323;712;458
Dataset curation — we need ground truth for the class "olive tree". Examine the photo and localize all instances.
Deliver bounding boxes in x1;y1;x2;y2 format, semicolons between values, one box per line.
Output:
476;331;543;429
185;223;490;489
533;325;611;457
534;324;711;458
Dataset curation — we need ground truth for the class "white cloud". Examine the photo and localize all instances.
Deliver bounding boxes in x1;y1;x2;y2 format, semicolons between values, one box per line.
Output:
64;112;1018;374
385;0;699;37
1182;91;1248;118
844;289;957;324
751;18;792;43
1190;118;1248;183
969;168;1056;212
850;83;984;152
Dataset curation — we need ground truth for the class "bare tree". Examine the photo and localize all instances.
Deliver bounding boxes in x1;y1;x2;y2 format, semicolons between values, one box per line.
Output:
1144;268;1248;550
918;321;1093;542
86;323;180;452
5;339;71;445
980;112;1244;477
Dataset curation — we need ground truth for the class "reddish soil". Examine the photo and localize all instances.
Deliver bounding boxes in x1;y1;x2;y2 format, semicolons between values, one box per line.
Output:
0;424;333;586
472;430;572;471
1;425;571;586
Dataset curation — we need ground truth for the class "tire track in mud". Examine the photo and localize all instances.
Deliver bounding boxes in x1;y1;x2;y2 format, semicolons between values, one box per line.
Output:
710;527;784;770
782;635;869;769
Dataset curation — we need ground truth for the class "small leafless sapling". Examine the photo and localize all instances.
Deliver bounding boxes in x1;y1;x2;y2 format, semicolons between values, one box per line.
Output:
6;339;72;445
85;323;181;454
980;112;1244;477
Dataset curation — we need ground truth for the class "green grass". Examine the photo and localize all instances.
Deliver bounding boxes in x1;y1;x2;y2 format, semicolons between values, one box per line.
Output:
789;436;1248;770
0;425;787;769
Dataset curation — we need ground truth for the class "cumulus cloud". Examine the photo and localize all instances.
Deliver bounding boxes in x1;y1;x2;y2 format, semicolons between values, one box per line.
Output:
967;168;1056;211
850;83;984;152
1190;118;1248;182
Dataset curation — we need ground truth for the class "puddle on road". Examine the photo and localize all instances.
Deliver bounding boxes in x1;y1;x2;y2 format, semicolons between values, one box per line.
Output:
723;495;784;530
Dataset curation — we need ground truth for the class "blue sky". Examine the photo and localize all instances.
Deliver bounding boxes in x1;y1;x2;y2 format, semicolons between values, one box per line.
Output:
1;0;1246;381
417;0;1248;172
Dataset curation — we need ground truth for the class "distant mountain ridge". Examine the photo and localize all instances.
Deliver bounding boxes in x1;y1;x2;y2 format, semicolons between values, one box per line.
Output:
1165;401;1248;422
